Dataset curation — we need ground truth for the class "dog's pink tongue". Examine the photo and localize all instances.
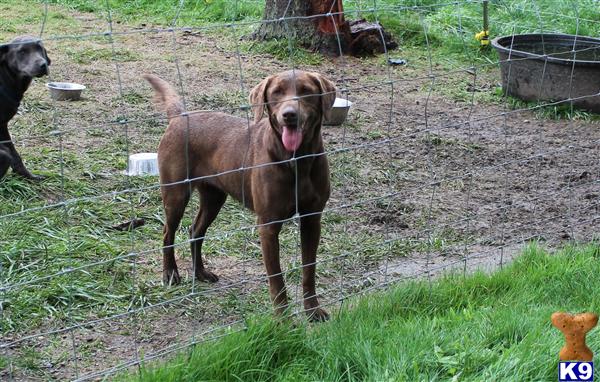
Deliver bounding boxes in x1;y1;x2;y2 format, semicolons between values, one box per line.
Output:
282;126;303;152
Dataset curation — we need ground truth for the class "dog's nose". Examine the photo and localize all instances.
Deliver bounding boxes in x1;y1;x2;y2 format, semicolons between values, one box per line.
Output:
39;62;48;73
282;108;298;124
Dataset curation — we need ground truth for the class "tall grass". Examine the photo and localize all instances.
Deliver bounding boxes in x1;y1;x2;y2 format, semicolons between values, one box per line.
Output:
124;243;600;381
47;0;263;24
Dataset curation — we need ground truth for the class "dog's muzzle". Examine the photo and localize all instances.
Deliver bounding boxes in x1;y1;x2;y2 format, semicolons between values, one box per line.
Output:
34;61;49;77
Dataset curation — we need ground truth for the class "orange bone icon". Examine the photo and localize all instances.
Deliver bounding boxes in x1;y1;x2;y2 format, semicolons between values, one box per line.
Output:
551;312;598;361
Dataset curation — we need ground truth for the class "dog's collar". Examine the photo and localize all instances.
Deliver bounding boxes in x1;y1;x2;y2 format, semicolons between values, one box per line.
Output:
0;84;20;108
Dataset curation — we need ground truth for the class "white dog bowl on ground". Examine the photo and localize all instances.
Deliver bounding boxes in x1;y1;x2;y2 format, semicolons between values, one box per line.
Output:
46;82;86;101
323;97;353;126
127;153;158;176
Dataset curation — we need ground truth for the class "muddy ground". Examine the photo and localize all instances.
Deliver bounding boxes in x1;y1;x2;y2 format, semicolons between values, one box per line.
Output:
1;6;599;382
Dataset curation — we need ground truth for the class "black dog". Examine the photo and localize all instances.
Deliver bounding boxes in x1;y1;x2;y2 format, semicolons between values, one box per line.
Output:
0;36;50;180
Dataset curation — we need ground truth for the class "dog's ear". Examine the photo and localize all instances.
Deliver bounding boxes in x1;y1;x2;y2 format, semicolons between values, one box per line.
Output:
248;75;274;124
309;72;337;115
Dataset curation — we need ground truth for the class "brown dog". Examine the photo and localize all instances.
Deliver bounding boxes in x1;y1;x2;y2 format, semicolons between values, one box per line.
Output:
144;70;336;321
0;36;51;180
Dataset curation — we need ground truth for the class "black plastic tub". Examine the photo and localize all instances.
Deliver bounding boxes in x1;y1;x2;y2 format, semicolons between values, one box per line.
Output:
491;34;600;112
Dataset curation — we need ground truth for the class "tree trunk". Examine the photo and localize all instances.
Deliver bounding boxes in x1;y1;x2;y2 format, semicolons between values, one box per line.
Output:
253;0;397;57
253;0;351;56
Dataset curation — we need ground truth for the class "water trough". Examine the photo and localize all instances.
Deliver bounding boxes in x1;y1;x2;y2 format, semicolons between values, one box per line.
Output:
492;33;600;113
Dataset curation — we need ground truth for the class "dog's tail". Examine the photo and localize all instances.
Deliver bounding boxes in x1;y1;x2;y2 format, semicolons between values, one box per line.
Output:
143;74;185;119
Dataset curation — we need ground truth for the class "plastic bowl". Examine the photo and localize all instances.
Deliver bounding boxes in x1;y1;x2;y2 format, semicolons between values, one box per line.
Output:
46;82;86;101
126;153;159;176
323;98;353;126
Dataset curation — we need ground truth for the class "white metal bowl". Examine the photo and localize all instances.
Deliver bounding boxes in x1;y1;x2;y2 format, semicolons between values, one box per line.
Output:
46;82;86;101
323;97;353;126
126;153;158;176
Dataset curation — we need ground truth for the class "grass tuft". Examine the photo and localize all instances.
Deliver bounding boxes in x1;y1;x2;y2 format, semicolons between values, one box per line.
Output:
123;243;600;381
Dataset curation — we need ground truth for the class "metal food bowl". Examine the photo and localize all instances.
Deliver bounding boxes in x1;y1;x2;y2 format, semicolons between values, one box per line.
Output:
126;153;158;176
492;33;600;113
324;97;353;126
46;82;86;101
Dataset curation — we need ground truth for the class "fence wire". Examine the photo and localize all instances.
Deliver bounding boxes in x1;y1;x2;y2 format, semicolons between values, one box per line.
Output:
1;0;599;380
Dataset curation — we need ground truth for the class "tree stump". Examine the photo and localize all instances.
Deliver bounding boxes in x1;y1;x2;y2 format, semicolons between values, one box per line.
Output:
252;0;396;57
348;19;398;57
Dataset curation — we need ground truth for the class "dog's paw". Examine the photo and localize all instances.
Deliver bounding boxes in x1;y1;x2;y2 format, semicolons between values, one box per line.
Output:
19;172;45;181
30;174;45;181
195;269;219;283
163;269;181;286
306;306;329;322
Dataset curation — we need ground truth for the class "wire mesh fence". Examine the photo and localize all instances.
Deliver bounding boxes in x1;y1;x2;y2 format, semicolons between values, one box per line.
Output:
1;0;599;380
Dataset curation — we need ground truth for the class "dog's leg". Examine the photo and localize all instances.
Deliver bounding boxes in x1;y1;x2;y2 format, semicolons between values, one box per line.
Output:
258;220;288;316
0;126;39;180
161;185;190;285
300;214;329;322
190;186;225;283
0;146;11;179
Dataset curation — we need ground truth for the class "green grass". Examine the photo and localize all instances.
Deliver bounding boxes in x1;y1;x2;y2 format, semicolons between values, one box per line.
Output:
239;38;325;66
66;46;141;64
355;0;600;56
0;0;83;41
43;0;600;66
500;94;600;121
47;0;263;24
434;77;600;121
48;0;600;41
122;243;600;381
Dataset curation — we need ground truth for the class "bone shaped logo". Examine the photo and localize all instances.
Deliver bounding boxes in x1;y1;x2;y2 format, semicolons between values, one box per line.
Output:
551;312;598;361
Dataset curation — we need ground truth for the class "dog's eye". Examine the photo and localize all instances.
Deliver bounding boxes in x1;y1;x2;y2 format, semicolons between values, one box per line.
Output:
271;87;283;96
298;86;318;97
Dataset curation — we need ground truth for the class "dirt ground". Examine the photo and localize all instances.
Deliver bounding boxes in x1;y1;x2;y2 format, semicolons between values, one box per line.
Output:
1;7;599;382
